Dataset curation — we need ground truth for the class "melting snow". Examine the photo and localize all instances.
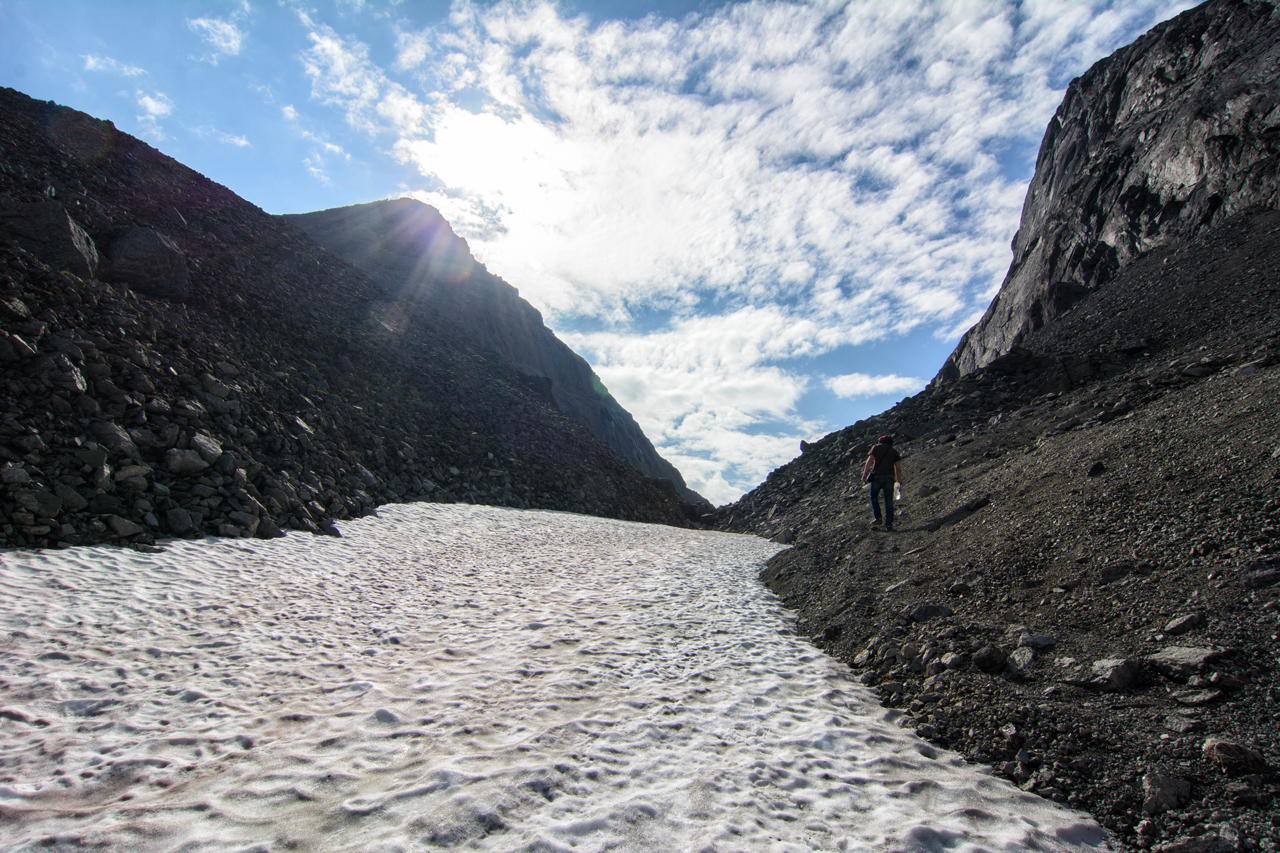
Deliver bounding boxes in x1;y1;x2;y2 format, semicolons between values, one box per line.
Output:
0;503;1109;852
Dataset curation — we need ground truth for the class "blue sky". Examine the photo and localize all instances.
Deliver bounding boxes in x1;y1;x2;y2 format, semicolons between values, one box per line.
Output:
1;0;1192;505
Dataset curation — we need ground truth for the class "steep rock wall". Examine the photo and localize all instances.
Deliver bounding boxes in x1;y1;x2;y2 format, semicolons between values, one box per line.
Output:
284;200;708;508
941;0;1280;379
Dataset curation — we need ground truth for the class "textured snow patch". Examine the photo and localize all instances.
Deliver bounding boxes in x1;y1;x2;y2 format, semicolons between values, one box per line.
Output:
0;503;1108;851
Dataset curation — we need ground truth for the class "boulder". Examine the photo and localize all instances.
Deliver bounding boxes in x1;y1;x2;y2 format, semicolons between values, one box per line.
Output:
1148;647;1227;683
90;422;141;460
1142;771;1191;815
189;432;223;464
1164;612;1205;636
166;448;209;474
106;515;143;537
0;199;98;277
1090;658;1139;692
1202;739;1269;776
973;644;1007;674
103;227;190;299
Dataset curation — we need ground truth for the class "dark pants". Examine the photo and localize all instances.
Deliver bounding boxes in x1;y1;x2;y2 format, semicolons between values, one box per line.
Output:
869;474;895;526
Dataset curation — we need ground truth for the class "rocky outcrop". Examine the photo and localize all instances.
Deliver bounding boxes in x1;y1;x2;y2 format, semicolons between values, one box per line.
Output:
0;198;98;277
284;199;708;508
0;86;700;549
941;0;1280;380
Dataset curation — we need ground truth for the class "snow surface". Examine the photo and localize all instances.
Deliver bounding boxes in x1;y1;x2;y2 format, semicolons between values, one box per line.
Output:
0;503;1109;852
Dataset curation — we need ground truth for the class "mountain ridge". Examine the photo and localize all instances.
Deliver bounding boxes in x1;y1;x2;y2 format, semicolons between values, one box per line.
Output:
0;85;701;550
939;0;1280;381
283;199;708;509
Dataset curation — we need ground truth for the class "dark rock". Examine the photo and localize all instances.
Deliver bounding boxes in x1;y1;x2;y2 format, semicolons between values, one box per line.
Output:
940;0;1280;378
1142;771;1191;816
102;227;190;299
972;644;1007;674
106;514;143;537
165;449;209;474
1164;612;1204;636
1202;739;1270;776
164;507;193;534
0;198;98;277
908;603;954;622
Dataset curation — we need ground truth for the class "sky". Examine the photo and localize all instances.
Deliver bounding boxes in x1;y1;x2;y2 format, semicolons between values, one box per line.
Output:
1;0;1194;506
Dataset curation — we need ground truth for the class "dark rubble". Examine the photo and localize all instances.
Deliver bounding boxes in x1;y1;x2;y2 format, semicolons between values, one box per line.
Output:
0;87;699;552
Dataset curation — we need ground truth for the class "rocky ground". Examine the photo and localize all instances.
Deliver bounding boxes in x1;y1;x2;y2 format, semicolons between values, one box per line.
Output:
0;87;697;551
715;208;1280;852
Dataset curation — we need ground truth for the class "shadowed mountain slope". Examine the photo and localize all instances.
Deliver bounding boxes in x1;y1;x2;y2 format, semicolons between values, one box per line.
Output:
716;1;1280;848
0;86;700;550
283;199;708;509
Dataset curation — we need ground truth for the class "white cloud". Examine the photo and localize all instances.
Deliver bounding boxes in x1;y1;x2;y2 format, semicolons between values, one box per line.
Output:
194;126;251;147
825;373;925;400
188;2;250;64
294;0;1192;502
83;54;145;77
282;102;349;184
134;90;174;141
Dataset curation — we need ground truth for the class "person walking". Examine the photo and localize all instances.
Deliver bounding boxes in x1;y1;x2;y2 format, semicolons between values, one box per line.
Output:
860;435;902;531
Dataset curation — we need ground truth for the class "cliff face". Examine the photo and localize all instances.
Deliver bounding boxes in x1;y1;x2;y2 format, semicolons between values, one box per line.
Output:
941;0;1280;380
0;87;700;550
284;200;708;508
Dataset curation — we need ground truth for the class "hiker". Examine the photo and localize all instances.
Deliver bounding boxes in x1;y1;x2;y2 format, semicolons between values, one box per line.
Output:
860;434;902;531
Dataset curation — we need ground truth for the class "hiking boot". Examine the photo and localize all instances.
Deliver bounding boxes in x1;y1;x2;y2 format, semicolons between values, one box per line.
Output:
870;519;882;528
884;524;894;532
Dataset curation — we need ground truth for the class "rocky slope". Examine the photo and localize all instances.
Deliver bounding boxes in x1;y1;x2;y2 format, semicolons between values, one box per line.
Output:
0;86;700;550
717;2;1280;850
284;199;707;508
941;0;1280;380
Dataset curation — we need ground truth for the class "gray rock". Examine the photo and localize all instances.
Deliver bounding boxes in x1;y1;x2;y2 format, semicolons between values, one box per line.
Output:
1141;771;1191;815
103;227;190;299
1089;658;1138;692
1165;714;1203;734
15;488;61;518
1164;612;1205;636
189;432;223;464
54;482;88;512
1148;647;1227;683
1;463;31;485
1172;688;1223;706
106;515;143;537
165;507;194;533
938;0;1280;379
1008;647;1035;673
90;421;141;460
165;448;209;474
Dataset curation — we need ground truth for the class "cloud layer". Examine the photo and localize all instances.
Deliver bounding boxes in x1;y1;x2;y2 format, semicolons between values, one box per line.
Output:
295;0;1190;503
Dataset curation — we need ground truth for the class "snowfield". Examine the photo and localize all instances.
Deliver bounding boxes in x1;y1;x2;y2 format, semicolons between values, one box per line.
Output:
0;503;1108;852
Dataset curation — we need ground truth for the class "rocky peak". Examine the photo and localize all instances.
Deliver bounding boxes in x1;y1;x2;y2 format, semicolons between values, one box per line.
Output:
941;0;1280;380
285;199;709;509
